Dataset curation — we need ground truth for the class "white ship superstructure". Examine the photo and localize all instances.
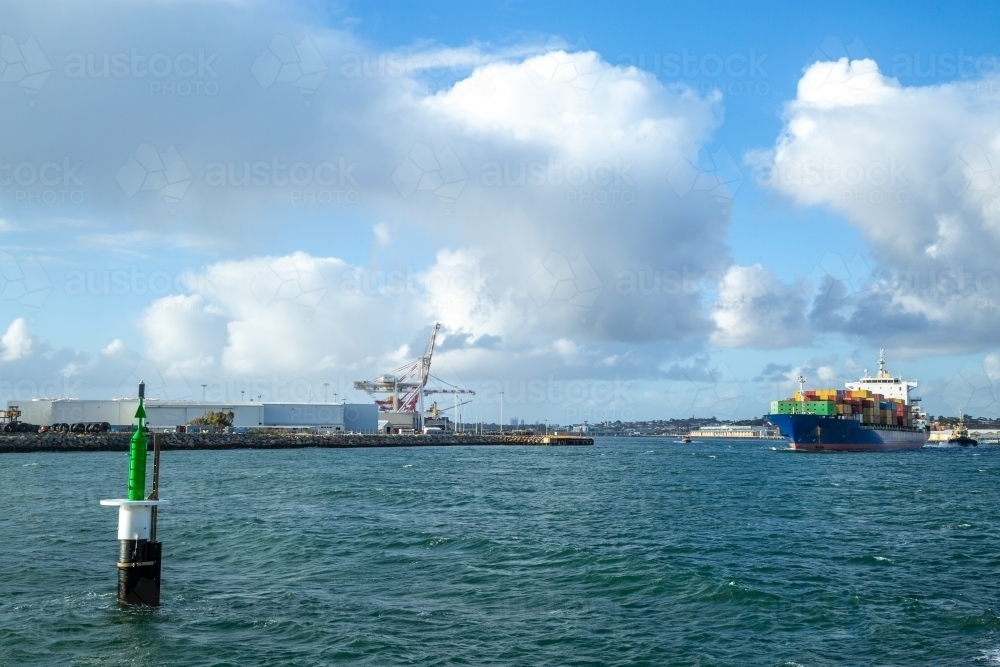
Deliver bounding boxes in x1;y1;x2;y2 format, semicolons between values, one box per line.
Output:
844;349;918;405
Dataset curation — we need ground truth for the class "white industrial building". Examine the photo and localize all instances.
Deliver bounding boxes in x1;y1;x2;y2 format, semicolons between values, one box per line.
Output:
8;399;378;433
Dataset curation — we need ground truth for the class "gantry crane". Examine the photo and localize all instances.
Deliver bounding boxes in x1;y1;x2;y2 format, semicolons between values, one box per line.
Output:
354;324;476;430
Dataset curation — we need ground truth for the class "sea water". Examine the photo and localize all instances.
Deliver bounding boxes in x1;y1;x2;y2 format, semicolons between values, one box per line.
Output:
1;439;998;666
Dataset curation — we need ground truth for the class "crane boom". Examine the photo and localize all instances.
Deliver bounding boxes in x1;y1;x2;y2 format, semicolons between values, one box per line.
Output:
354;323;451;414
419;322;440;388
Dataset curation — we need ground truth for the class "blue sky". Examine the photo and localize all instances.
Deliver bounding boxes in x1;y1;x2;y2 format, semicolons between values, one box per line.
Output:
2;0;1000;423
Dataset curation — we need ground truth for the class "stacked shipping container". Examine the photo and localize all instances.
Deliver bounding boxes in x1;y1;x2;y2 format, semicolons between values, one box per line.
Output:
770;389;912;427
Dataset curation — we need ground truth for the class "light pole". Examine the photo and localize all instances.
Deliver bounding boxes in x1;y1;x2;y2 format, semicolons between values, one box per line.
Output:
201;384;207;401
499;391;504;434
241;390;245;402
544;419;548;435
324;382;329;402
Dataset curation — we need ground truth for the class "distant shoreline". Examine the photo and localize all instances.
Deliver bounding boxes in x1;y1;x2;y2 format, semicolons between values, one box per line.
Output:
0;432;593;453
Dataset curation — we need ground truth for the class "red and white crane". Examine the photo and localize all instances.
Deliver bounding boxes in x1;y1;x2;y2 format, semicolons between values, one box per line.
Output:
354;324;475;422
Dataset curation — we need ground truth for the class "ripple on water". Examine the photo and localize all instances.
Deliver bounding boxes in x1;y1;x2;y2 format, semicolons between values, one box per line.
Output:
1;440;998;666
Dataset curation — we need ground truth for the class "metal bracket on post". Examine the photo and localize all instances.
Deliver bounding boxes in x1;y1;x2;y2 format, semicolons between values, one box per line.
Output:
147;433;161;542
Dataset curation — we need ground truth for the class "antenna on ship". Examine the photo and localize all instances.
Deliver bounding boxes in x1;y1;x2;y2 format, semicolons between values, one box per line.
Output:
878;348;886;378
798;375;806;401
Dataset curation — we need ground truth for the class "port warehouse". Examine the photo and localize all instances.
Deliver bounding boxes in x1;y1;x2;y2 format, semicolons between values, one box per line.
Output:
8;399;378;432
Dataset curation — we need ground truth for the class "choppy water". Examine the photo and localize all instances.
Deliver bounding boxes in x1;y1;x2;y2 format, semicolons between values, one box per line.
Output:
1;438;998;666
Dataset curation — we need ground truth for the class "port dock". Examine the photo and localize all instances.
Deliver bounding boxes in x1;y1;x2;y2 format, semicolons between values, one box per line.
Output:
0;432;593;454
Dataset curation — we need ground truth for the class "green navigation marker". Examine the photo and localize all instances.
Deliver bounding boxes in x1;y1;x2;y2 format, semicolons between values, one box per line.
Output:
127;382;147;501
101;379;169;607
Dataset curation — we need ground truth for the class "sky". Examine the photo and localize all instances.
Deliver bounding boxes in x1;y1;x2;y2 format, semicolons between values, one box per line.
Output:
2;0;1000;424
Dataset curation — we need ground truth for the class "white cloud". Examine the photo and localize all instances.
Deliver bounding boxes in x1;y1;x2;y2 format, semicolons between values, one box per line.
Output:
710;265;810;349
373;222;392;248
0;3;745;417
757;58;1000;353
796;58;900;109
139;294;228;377
101;338;127;357
139;252;429;379
552;338;588;365
1;318;34;361
425;50;709;153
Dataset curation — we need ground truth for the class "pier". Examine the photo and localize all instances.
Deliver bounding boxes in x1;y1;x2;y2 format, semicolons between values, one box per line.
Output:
0;431;593;454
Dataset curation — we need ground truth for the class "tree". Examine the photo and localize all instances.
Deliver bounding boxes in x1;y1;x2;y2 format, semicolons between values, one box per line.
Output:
190;411;235;429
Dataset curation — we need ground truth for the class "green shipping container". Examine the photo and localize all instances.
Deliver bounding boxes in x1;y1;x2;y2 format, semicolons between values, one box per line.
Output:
804;401;837;416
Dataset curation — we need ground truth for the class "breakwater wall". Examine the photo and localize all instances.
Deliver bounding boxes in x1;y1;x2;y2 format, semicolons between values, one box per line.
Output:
0;432;593;454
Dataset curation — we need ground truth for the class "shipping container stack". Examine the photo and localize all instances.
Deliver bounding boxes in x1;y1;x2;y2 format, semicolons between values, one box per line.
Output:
770;389;912;427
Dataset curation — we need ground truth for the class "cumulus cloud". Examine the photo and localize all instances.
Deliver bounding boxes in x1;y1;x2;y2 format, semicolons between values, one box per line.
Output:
0;2;755;418
710;265;810;349
101;338;126;356
754;58;1000;354
1;0;733;348
1;318;35;361
0;318;145;401
137;252;430;380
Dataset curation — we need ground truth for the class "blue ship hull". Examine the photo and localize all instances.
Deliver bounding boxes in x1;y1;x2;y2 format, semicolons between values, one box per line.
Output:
767;414;927;452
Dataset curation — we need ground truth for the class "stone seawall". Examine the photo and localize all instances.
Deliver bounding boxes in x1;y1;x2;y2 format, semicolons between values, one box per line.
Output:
0;432;593;453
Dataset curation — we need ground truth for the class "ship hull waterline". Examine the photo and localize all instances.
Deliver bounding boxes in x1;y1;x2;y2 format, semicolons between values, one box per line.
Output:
768;414;928;452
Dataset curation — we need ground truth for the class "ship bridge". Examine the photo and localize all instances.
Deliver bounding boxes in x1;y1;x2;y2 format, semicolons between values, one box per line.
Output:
844;349;918;405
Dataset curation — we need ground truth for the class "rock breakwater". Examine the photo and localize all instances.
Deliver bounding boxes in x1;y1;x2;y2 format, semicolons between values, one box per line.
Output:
0;432;593;453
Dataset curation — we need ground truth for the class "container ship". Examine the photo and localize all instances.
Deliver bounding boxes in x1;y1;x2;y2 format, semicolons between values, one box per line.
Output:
767;351;928;452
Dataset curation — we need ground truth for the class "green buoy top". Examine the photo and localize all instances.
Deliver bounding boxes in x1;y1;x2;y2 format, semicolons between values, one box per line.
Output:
127;381;147;501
